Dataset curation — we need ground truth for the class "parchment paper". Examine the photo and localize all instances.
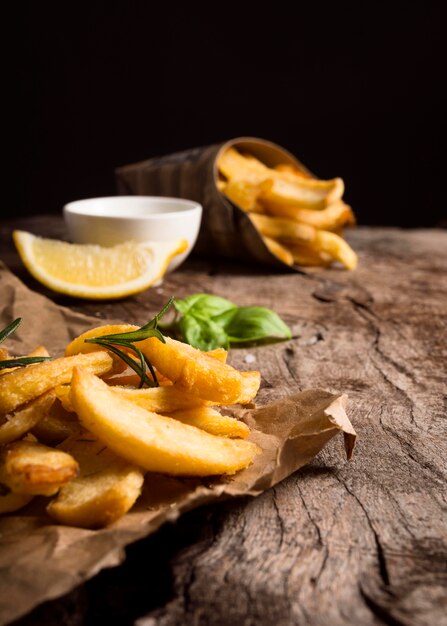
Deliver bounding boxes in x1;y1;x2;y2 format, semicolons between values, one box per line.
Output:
0;262;356;625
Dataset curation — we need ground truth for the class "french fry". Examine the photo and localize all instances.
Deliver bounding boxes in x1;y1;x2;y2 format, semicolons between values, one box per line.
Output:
47;433;144;528
166;407;250;438
236;371;261;405
222;179;265;213
137;336;245;404
71;367;261;476
65;324;138;356
274;163;312;179
0;347;9;360
109;385;209;413
0;438;79;496
262;236;294;266
314;230;358;270
259;176;344;210
248;213;316;244
0;491;33;514
0;351;114;415
286;242;332;267
0;391;56;445
263;199;356;231
31;398;81;443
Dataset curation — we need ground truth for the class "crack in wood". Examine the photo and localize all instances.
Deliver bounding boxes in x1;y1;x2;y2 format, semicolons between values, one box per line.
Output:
272;487;285;549
334;474;391;588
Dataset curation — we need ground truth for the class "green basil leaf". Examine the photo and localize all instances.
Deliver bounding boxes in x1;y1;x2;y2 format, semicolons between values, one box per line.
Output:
174;294;236;319
224;306;292;344
180;314;229;351
212;308;239;328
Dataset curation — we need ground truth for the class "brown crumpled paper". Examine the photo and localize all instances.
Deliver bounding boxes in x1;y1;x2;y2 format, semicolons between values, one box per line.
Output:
0;262;356;625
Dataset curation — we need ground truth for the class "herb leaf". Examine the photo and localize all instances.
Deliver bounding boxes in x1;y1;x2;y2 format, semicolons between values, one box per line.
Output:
223;306;292;343
85;298;175;387
0;318;53;369
179;314;229;351
174;294;236;318
167;294;292;350
0;318;22;344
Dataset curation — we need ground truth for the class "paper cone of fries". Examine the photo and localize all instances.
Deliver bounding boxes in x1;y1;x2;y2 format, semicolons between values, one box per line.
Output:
115;137;357;270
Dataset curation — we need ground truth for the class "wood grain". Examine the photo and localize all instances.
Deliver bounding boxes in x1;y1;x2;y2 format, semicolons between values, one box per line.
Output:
2;218;446;626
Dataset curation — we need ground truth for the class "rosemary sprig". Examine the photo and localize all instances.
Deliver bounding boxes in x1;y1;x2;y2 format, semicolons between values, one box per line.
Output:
85;297;174;388
0;318;53;370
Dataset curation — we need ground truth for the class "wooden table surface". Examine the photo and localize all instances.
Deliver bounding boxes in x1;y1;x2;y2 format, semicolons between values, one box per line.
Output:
1;217;446;626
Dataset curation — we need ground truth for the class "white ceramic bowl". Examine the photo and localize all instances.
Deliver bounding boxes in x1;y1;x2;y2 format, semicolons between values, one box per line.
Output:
63;196;202;271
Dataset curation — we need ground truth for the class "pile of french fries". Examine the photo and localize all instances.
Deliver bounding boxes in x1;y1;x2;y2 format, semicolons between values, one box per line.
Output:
0;326;261;528
217;147;358;270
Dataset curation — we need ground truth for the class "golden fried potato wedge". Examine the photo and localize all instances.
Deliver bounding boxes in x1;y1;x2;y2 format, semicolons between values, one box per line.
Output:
0;391;56;445
0;438;79;496
262;235;294;266
286;242;332;267
27;345;50;358
137;336;244;404
222;179;265;213
110;385;209;413
47;433;144;528
65;324;138;356
0;491;33;514
0;347;9;360
273;163;312;179
314;230;358;270
260;176;344;210
236;371;261;405
166;407;250;439
31;398;81;443
0;351;114;415
263;199;355;230
71;368;260;476
249;213;316;243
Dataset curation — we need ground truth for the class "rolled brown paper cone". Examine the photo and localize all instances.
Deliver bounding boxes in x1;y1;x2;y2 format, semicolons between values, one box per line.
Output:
115;137;311;268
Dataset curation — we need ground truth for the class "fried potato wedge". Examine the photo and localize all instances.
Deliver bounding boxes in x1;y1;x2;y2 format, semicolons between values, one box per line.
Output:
222;179;265;213
260;176;344;210
0;351;114;415
0;491;33;514
273;163;312;179
71;368;260;476
236;371;261;405
166;407;250;439
47;433;144;528
65;324;138;356
0;438;79;496
314;230;358;270
249;212;316;243
31;398;81;443
137;336;244;404
110;385;209;413
0;390;56;445
263;199;356;230
262;235;294;266
286;242;332;267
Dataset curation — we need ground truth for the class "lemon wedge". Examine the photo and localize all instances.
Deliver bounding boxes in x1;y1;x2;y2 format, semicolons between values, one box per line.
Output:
12;230;188;300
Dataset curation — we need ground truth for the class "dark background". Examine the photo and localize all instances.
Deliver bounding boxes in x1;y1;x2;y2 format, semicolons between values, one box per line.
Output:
14;2;446;227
